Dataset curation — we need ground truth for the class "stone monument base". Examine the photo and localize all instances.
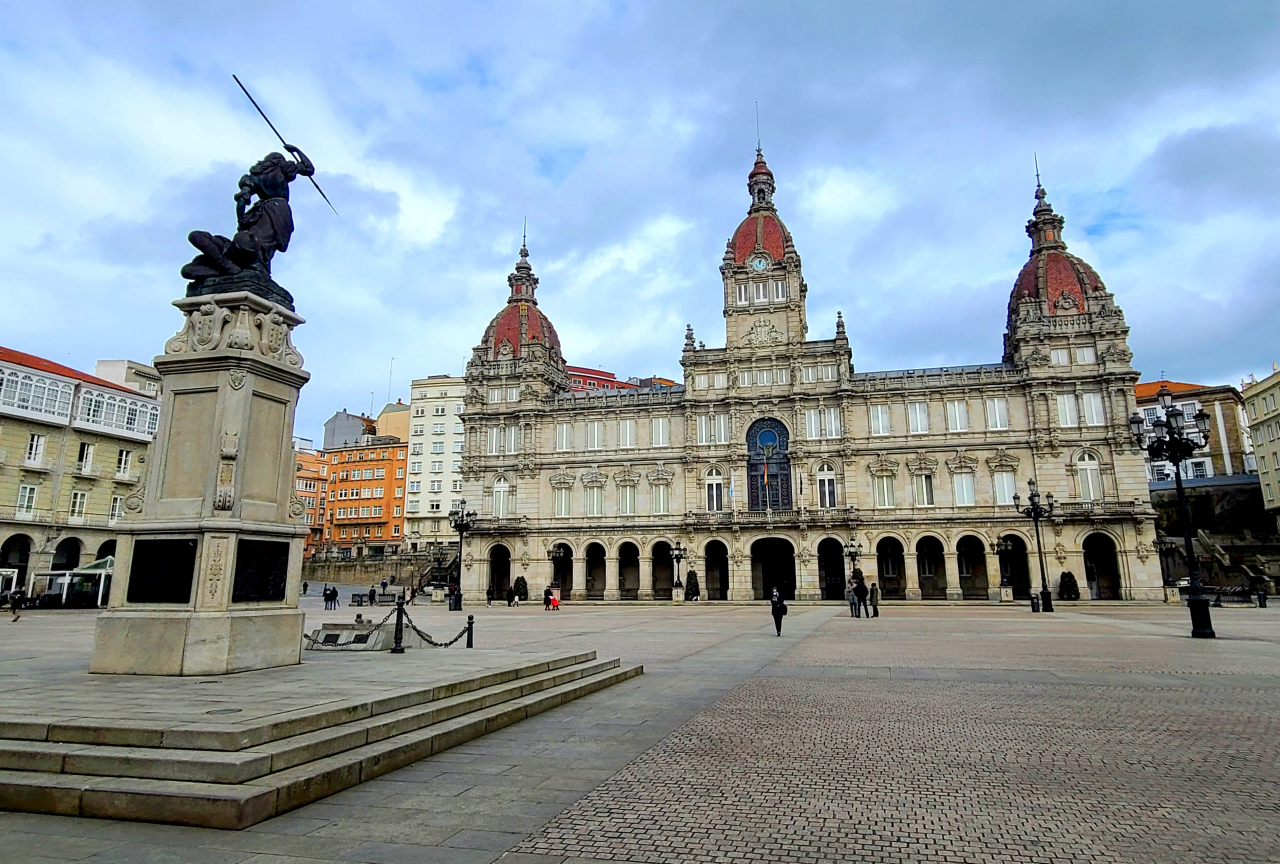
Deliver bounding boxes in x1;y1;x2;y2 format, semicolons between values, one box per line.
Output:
91;608;304;676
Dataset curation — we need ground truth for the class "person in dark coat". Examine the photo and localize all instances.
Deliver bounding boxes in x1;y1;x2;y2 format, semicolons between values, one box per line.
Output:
847;577;858;618
853;577;869;619
302;581;308;596
544;586;553;611
868;581;880;618
506;586;516;607
770;587;787;636
486;585;494;607
368;586;377;607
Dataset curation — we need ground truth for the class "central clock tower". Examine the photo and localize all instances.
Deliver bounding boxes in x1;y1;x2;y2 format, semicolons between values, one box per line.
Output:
720;150;808;349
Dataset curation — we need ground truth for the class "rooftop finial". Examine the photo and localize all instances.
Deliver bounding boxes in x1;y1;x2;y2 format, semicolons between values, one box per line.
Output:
1034;152;1041;190
521;217;528;258
755;101;761;154
836;310;846;339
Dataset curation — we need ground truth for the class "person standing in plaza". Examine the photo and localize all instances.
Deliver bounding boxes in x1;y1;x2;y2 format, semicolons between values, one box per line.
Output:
8;591;20;622
868;581;880;618
544;585;553;610
302;581;308;596
853;576;869;619
486;585;494;607
770;587;787;636
847;577;858;618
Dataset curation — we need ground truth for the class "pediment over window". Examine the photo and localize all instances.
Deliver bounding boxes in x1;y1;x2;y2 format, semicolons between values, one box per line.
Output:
614;467;641;487
866;453;900;477
906;451;938;476
647;463;675;485
946;449;980;474
581;467;608;487
985;448;1020;473
548;469;577;489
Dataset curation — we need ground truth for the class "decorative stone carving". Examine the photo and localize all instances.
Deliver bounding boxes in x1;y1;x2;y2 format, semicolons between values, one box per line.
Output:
614;467;641;487
946;449;979;474
866;453;900;477
214;432;239;511
986;448;1020;473
206;537;228;602
228;369;246;390
548;469;577;489
647;463;675;485
906;451;938;476
1025;346;1049;367
1053;541;1068;564
123;454;147;513
1101;342;1133;364
742;318;786;347
581;467;608;487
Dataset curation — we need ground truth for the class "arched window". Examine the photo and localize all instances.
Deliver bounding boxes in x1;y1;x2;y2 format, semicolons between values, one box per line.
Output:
705;467;724;512
1076;452;1102;501
816;462;837;509
492;477;510;518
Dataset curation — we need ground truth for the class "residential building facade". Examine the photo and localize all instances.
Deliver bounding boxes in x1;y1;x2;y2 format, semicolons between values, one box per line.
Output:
404;375;466;550
458;154;1164;604
1135;380;1254;482
1244;367;1280;523
0;347;159;593
321;437;407;556
322;410;375;450
294;441;328;558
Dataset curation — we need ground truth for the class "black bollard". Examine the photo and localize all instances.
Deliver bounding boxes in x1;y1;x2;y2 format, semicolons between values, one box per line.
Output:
391;597;405;654
466;614;474;648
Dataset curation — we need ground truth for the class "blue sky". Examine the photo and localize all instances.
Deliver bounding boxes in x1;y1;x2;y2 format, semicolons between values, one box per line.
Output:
3;1;1279;441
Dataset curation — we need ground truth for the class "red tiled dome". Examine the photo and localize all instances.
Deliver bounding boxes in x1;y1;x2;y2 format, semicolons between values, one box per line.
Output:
732;212;789;264
1009;185;1105;315
482;301;561;360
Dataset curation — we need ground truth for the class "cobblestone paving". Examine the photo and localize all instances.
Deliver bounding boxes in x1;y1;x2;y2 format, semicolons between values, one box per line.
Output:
517;608;1280;864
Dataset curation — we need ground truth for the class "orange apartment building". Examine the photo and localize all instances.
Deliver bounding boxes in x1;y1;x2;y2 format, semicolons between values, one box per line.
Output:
294;443;328;558
322;438;408;557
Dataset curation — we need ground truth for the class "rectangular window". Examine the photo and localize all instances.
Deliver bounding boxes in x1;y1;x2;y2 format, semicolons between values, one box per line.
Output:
429;461;442;472
695;373;709;390
806;408;821;440
371;505;383;517
1144;407;1159;426
736;284;749;305
429;480;442;492
505;426;519;454
410;443;423;455
1082;392;1106;426
453;441;463;452
618;485;635;516
412;424;425;435
410;461;422;474
585;486;602;516
431;443;444;454
555;487;571;517
1057;394;1079;427
1190;460;1209;479
17;484;38;515
433;405;446;416
697;414;730;444
994;471;1016;505
109;495;124;521
753;282;768;302
429;500;442;512
946;400;969;432
406;501;420;513
373;468;385;479
818;475;836;509
739;370;753;388
431;423;444;434
953;473;975;506
873;475;894;508
26;433;45;465
803;366;817;383
77;442;94;473
775;367;790;384
985;397;1009;430
908;402;929;434
363;469;374;480
487;428;501;455
706;479;723;512
492;486;507;518
586;420;604;450
652;484;669;514
756;367;772;386
506;386;520;402
409;481;421;493
116;449;132;477
652;417;670;447
1051;348;1070;366
870;404;891;436
488;388;503;403
69;490;87;519
619;418;636;448
774;280;788;301
714;373;727;388
1075;346;1096;364
914;473;934;506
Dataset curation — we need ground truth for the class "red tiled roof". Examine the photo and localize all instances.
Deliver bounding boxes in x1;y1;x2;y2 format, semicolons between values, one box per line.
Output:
0;346;139;395
1135;380;1205;399
732;212;788;264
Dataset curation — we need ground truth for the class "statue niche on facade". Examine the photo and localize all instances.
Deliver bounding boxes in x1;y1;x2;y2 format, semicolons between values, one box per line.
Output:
180;145;314;310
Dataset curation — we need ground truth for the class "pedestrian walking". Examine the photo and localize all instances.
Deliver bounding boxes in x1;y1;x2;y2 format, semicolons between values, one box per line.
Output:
8;592;20;622
368;586;377;607
486;585;494;607
868;581;880;618
381;579;388;594
302;581;309;596
770;587;787;636
544;586;553;611
322;585;331;610
853;577;869;619
847;577;858;618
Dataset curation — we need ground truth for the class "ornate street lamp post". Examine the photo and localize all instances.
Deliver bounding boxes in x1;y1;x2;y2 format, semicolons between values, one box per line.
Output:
995;537;1013;590
546;544;566;595
446;499;477;611
1012;479;1055;613
1129;386;1215;638
670;542;685;597
845;540;863;581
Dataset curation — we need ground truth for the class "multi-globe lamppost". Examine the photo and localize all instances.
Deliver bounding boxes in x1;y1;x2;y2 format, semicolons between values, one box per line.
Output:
845;539;863;585
1012;480;1055;613
446;499;477;611
1129;385;1215;639
670;542;686;598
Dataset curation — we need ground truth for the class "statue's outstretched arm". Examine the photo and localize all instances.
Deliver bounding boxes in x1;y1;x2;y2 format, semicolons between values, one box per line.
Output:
284;144;315;178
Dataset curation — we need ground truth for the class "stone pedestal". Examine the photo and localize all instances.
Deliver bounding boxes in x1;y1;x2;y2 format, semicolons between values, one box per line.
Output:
92;290;310;676
1163;586;1181;604
999;586;1015;603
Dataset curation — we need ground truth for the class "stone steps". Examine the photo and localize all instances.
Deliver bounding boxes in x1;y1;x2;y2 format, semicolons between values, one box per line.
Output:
0;653;642;829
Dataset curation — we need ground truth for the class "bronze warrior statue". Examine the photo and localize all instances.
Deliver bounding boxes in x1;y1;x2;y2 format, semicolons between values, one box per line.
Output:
181;145;314;282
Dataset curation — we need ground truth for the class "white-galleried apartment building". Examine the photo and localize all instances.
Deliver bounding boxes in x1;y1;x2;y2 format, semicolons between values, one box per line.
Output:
404;375;466;550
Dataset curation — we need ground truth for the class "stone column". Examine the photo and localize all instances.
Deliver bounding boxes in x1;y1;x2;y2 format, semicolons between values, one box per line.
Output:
571;555;587;601
92;289;310;676
729;554;753;600
638;555;654;601
945;555;963;601
604;554;620;601
985;551;1007;602
904;552;921;600
796;553;821;600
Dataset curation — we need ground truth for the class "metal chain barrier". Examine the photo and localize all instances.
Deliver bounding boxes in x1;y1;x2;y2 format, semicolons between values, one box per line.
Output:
301;606;397;650
401;608;473;648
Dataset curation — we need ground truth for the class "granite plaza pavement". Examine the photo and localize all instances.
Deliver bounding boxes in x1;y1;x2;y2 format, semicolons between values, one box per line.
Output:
2;597;1279;864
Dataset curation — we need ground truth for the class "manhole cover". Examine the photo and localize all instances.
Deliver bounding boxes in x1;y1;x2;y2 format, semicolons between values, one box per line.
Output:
206;708;242;715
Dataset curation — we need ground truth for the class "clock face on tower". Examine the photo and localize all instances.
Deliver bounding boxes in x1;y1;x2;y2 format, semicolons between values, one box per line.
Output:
751;256;769;273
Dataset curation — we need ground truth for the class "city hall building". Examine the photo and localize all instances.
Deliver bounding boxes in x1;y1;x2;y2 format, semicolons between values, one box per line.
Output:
457;152;1162;603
